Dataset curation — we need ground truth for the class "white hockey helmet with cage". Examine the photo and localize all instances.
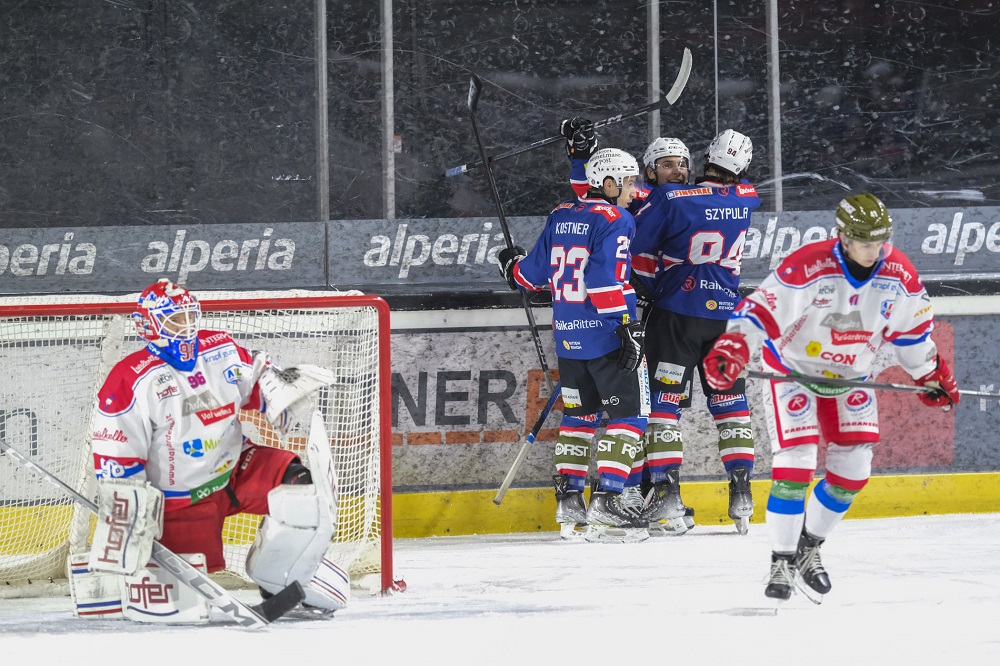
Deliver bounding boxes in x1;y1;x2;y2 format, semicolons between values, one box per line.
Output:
586;148;640;189
705;129;753;176
133;279;202;360
642;137;690;168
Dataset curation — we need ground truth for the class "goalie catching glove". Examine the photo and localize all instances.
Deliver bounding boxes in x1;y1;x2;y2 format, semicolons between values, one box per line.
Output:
615;319;645;373
560;117;598;161
915;354;960;410
703;332;750;391
260;364;336;436
497;245;526;291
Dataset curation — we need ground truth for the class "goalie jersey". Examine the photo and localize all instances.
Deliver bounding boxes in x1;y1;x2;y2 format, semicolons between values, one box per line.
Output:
728;238;938;381
90;330;270;512
632;181;761;320
512;196;637;360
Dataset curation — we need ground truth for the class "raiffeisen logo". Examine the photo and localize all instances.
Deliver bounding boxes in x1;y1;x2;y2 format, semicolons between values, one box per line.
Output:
141;228;295;284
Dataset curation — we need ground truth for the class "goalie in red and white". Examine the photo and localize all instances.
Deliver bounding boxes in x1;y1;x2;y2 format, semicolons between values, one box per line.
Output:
76;278;348;622
701;193;960;604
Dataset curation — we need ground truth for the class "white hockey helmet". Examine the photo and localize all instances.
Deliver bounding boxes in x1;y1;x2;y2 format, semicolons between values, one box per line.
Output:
643;137;691;168
586;148;640;189
705;129;753;176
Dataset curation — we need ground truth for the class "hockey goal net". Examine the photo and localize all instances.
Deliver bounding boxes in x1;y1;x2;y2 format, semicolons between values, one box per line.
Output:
0;290;395;597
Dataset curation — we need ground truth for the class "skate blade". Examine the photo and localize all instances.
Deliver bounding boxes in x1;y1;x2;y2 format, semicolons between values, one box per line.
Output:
794;574;826;605
733;516;750;535
648;516;691;537
584;525;650;544
559;523;589;540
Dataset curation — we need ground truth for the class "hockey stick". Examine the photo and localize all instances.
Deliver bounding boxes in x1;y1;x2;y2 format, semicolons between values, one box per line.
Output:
445;47;692;177
494;381;561;506
467;71;555;395
0;436;304;628
747;370;1000;398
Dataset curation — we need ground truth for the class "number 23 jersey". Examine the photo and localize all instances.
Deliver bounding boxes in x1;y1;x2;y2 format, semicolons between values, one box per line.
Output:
513;197;637;360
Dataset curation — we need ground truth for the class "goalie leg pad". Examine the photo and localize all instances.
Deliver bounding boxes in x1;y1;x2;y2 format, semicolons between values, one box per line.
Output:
246;484;349;612
89;478;164;575
119;554;211;624
68;553;124;619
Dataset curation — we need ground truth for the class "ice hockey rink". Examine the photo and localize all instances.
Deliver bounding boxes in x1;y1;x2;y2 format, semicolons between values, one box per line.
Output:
1;512;997;664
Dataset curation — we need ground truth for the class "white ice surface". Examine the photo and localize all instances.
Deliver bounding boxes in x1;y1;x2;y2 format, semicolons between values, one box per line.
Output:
2;513;998;665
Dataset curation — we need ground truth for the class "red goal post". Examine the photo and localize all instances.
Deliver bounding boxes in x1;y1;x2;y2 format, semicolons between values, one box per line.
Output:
0;289;396;597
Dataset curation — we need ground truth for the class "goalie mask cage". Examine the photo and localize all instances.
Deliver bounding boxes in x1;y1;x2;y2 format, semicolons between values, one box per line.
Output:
0;290;395;597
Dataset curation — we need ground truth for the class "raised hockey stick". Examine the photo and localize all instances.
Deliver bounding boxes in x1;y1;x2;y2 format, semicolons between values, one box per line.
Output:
445;47;692;177
467;71;556;395
0;436;304;628
747;370;1000;398
494;381;561;506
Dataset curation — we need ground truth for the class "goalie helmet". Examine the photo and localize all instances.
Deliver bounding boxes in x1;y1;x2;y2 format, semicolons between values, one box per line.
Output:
133;278;201;362
705;129;753;177
586;148;640;189
642;137;690;169
835;193;893;242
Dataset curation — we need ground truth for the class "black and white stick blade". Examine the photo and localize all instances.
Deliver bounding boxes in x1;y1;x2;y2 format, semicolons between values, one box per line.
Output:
467;73;483;113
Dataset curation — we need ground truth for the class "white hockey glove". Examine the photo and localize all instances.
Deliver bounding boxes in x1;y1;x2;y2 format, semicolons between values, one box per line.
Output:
259;364;336;436
89;478;164;575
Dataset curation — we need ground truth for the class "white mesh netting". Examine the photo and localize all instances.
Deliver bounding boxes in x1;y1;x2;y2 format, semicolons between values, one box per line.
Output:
0;290;391;597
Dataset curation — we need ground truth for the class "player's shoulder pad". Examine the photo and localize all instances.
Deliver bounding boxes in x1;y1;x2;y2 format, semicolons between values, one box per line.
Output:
586;202;623;223
774;238;840;287
665;184;714;200
99;347;166;413
878;246;924;293
198;329;234;351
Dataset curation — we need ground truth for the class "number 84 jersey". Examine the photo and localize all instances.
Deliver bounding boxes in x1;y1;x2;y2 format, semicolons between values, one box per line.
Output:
512;196;637;361
632;181;761;320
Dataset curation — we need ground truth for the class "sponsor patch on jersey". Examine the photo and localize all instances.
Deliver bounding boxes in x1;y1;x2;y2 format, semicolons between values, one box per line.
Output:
786;393;811;417
845;391;872;411
195;402;236;426
561;339;583;351
223;364;245;385
666;187;712;199
805;341;823;357
705;300;718;310
830;329;872;345
590;204;622;222
880;300;894;319
156;385;179;400
654;362;686;385
92;427;128;444
736;184;756;196
182;438;219;458
561;387;583;409
681;277;696;292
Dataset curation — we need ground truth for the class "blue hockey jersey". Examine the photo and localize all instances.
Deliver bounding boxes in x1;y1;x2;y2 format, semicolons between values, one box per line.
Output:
513;197;637;360
631;181;761;320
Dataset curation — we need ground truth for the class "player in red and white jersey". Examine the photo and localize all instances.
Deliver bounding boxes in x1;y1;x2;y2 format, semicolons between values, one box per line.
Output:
702;193;960;602
88;278;349;616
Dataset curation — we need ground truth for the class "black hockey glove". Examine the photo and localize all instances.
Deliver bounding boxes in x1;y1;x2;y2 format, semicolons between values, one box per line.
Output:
559;117;597;161
497;245;526;291
615;320;645;373
629;273;654;323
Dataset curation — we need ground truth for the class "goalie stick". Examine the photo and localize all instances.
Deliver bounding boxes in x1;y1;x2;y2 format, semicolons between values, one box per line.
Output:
747;370;1000;398
0;436;304;629
494;382;561;506
466;70;556;395
445;47;693;177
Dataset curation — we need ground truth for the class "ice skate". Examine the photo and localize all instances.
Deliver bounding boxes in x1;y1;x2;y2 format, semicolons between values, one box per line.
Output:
648;504;695;537
727;466;754;535
794;530;831;604
553;474;588;540
642;468;687;534
764;553;796;601
584;490;649;543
